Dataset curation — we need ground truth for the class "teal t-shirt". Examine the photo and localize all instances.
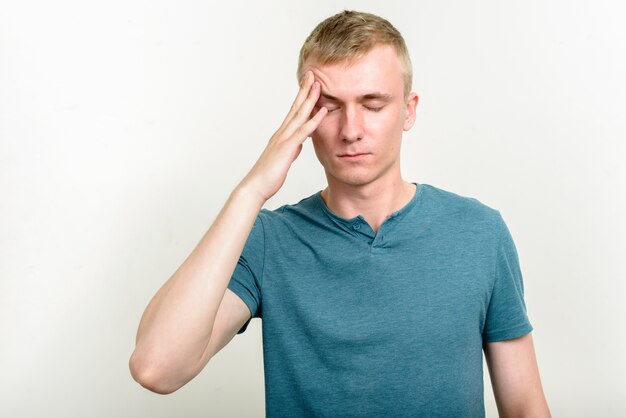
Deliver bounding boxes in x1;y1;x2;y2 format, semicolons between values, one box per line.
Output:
227;183;533;417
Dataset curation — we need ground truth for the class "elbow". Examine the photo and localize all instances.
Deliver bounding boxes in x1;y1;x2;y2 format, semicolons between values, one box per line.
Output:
129;350;184;395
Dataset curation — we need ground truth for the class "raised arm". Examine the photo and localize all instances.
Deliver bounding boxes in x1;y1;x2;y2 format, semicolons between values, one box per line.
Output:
129;71;327;394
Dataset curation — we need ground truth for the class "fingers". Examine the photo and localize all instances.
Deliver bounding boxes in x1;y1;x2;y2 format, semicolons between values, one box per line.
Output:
292;106;327;142
279;70;316;130
281;79;323;140
291;70;315;115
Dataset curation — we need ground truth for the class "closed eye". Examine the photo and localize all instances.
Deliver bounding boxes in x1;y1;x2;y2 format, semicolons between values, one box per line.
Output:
322;105;383;113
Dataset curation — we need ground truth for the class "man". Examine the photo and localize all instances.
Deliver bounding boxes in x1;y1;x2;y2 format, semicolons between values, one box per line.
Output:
130;10;551;417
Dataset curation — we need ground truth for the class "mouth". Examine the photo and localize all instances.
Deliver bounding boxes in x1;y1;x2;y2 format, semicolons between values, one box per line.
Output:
338;153;370;161
338;152;370;157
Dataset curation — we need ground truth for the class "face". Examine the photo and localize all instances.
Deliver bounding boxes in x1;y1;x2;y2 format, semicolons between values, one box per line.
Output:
303;44;419;189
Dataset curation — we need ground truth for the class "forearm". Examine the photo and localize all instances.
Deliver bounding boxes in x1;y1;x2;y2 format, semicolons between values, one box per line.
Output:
129;70;325;394
129;184;264;392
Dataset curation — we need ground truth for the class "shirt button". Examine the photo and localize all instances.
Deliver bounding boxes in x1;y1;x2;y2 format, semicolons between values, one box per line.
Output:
352;223;361;230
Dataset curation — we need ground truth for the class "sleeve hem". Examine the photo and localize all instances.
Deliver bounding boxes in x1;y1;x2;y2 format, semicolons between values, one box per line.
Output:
227;282;256;335
483;323;534;343
227;281;256;318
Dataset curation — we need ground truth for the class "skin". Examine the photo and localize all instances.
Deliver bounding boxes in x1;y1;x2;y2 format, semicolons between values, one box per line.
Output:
302;44;419;232
303;45;550;415
484;333;552;417
129;46;329;394
131;42;550;417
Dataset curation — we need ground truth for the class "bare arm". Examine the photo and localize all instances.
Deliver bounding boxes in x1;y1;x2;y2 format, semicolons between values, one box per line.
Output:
129;71;327;394
483;333;551;418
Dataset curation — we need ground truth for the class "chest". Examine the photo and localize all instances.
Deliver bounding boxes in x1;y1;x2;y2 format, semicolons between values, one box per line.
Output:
261;226;495;349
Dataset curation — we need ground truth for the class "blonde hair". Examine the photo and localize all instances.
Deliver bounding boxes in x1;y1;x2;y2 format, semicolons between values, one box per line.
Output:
297;10;413;99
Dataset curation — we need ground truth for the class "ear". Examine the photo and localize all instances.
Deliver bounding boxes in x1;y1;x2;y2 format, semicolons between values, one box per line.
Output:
402;92;419;131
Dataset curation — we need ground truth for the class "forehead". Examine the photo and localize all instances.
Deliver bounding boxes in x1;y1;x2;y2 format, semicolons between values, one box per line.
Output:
302;45;404;100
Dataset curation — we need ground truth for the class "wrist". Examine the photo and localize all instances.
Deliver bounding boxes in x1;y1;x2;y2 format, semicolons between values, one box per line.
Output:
232;182;267;209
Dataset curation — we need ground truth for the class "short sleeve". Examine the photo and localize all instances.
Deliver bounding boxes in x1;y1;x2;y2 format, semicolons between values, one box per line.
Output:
482;211;534;342
227;212;265;334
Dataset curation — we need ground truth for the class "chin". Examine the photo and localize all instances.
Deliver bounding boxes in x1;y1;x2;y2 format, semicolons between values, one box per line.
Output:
327;167;381;187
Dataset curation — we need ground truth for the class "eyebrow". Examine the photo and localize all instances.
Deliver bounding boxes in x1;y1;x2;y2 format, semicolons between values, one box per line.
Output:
320;92;394;103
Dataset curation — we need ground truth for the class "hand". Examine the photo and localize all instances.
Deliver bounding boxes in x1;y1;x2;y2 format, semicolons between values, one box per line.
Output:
238;70;327;203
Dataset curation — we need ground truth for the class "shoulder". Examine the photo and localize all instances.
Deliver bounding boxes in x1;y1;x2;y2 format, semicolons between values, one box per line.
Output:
419;183;504;232
421;183;498;214
256;191;324;229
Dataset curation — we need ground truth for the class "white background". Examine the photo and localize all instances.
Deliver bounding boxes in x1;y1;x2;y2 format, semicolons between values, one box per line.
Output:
1;0;625;416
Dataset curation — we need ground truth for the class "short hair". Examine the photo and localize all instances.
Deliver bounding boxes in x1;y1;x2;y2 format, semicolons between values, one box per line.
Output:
297;10;413;100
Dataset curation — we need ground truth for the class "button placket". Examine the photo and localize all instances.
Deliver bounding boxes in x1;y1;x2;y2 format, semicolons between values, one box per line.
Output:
372;217;394;247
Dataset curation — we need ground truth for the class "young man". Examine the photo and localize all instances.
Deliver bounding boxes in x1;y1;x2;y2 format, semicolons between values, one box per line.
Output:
130;10;551;417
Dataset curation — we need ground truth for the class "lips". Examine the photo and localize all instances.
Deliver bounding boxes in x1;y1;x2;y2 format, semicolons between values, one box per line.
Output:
338;152;369;157
338;152;370;161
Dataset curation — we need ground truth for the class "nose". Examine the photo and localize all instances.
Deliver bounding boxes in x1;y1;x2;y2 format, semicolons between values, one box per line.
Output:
339;105;364;143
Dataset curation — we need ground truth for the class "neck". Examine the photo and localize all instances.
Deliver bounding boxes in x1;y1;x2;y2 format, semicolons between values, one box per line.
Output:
320;175;416;233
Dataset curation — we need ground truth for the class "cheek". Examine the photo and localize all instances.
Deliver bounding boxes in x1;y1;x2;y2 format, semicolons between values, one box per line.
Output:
312;118;335;139
375;112;404;137
310;134;326;156
310;136;330;166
